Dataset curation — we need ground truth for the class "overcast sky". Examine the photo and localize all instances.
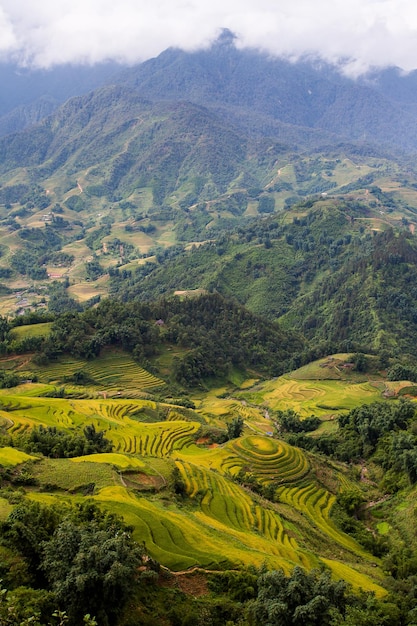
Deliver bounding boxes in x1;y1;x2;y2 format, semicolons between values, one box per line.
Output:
1;0;417;75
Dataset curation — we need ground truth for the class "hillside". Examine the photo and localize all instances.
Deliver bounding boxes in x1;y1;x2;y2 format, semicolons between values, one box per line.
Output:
106;199;417;360
0;61;120;136
0;112;417;321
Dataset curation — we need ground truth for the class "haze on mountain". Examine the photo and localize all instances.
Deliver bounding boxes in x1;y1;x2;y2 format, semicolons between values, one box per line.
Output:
2;0;417;148
2;30;417;156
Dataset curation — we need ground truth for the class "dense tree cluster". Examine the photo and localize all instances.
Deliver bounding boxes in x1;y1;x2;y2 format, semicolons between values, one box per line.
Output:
249;567;348;626
18;424;113;458
275;409;320;433
155;293;304;384
0;501;144;626
1;294;303;386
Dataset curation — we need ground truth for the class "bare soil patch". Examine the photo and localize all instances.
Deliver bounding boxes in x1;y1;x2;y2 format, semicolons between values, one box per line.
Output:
122;472;165;491
159;571;209;596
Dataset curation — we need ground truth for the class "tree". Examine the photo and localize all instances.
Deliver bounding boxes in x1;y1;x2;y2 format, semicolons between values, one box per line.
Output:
227;416;244;439
249;567;348;626
352;352;368;373
0;501;63;585
42;517;143;626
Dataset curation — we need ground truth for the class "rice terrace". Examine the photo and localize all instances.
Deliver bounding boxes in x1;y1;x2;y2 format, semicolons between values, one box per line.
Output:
0;298;416;625
0;339;407;605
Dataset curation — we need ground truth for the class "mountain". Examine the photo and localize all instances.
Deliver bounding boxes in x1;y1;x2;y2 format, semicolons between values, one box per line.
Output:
3;31;417;151
115;31;417;152
0;61;120;136
1;34;417;324
0;85;276;196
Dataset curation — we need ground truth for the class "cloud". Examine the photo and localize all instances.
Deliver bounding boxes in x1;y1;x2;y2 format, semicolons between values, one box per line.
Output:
1;0;417;73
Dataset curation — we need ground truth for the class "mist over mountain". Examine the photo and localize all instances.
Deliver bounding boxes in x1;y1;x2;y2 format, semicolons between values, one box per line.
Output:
1;32;417;153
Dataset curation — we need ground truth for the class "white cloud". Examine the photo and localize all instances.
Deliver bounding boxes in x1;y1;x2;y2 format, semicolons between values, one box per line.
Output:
1;0;417;73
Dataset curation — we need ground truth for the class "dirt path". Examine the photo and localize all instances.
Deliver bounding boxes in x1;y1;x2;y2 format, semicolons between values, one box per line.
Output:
364;495;390;509
0;354;32;370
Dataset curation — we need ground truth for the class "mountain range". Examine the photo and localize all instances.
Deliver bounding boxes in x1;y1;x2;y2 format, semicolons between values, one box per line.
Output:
3;30;417;152
0;32;417;359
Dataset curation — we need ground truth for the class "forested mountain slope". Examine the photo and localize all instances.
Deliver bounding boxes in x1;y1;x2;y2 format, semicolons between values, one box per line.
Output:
109;200;417;359
117;31;417;152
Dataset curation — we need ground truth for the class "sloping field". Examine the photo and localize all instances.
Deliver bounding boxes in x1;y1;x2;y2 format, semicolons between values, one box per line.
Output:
0;446;37;466
32;350;164;393
33;458;116;491
0;380;387;594
276;482;372;559
95;483;316;572
10;323;53;340
175;461;314;569
288;354;355;380
70;452;147;469
0;395;200;457
320;558;386;598
238;376;382;416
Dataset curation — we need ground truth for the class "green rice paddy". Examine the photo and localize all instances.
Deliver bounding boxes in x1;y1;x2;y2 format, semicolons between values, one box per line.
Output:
10;323;52;340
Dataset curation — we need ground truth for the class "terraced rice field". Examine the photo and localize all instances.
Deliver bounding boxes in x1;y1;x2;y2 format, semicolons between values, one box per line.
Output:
0;379;387;593
33;350;163;393
0;395;200;458
239;376;382;416
222;435;309;483
178;435;309;485
111;420;199;456
175;460;311;567
276;482;372;559
95;484;316;572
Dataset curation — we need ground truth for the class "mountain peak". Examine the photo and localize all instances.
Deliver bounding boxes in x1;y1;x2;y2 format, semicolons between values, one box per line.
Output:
213;28;237;48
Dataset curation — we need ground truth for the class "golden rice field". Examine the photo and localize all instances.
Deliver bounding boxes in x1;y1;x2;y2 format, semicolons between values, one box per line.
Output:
176;434;309;484
222;435;309;483
0;446;37;466
0;367;390;595
238;376;383;417
70;452;147;469
275;482;371;559
0;395;200;458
